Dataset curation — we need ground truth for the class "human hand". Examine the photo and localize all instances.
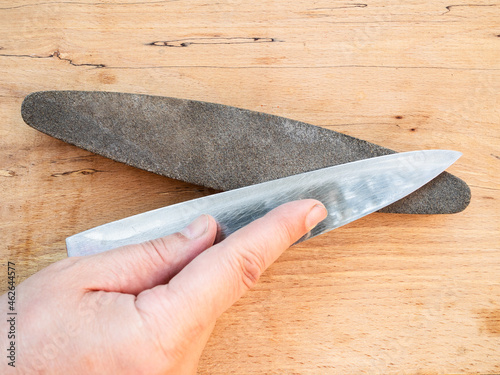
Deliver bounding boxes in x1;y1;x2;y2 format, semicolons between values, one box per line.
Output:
1;199;327;374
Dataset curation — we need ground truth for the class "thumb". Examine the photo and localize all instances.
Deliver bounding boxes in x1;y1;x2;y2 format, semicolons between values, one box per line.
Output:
136;199;327;333
77;214;218;295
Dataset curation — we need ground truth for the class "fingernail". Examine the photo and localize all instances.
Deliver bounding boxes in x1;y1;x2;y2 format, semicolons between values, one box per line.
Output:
181;215;209;239
305;204;328;230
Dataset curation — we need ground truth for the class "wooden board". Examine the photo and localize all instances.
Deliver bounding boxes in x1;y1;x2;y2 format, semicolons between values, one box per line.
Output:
0;1;499;373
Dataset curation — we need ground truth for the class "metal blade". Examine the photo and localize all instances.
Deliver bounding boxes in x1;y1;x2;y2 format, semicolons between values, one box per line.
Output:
21;91;471;215
66;150;461;257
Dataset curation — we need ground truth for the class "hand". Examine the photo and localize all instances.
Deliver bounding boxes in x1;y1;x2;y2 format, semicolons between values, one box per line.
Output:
1;200;327;374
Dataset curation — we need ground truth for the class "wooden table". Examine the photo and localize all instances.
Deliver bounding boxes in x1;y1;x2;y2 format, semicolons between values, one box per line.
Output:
1;1;499;373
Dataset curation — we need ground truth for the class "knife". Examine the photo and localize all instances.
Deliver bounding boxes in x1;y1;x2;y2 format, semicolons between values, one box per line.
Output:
67;150;461;257
21;91;471;215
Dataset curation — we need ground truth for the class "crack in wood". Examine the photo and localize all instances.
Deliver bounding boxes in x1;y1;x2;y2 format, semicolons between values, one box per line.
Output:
442;3;497;15
148;37;280;48
52;50;105;68
0;50;105;68
307;3;367;10
303;4;368;18
51;169;104;177
0;170;17;177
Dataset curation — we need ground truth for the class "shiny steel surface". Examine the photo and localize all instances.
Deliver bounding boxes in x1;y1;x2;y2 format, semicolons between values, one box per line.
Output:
66;150;461;257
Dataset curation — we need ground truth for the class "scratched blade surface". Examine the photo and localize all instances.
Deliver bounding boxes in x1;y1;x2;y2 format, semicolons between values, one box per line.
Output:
66;150;461;257
21;91;471;215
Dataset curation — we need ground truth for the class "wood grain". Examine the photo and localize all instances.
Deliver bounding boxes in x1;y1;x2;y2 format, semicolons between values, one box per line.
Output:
0;0;499;373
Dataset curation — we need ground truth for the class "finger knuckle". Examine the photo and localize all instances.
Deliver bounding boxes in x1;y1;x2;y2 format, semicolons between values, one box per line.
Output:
142;234;180;268
234;247;267;290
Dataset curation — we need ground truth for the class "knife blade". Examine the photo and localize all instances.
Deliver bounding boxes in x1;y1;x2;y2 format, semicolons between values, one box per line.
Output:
66;150;461;257
21;91;471;215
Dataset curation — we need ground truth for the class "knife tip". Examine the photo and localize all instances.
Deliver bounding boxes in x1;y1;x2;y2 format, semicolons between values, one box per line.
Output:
441;149;462;165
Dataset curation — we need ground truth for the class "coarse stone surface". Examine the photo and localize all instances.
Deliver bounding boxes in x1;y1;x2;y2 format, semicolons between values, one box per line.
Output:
21;91;471;214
